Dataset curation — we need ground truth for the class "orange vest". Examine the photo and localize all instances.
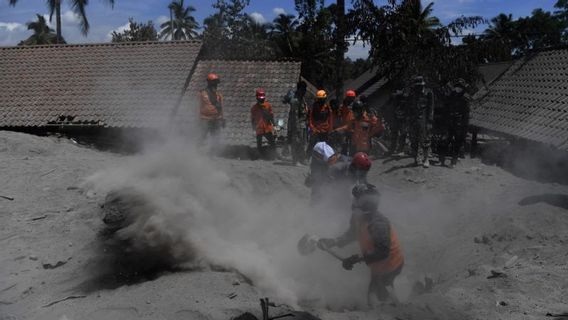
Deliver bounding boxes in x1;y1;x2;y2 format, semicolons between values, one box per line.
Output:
340;104;354;127
310;103;333;133
331;105;354;130
250;102;274;135
200;89;223;120
350;112;383;153
357;221;404;275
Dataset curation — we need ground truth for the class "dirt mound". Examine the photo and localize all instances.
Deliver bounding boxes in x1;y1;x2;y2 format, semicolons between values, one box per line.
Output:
0;130;81;158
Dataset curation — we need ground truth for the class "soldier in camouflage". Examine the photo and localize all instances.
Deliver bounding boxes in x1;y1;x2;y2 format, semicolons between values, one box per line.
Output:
439;79;470;168
408;76;434;168
388;89;409;156
283;81;309;165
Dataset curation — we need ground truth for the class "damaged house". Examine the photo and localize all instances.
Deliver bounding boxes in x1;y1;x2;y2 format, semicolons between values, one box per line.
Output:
0;41;302;148
471;47;568;151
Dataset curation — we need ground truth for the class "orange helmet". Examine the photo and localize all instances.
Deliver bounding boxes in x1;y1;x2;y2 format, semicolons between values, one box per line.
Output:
316;90;327;99
207;73;219;81
345;90;356;98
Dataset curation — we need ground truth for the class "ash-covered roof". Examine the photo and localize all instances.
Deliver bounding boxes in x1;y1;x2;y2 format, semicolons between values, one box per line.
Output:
178;60;302;145
0;41;201;128
477;61;514;87
471;48;568;150
344;68;389;98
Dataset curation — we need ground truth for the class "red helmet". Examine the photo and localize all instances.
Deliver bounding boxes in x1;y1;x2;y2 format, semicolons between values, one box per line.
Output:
345;90;356;98
256;88;266;99
207;73;219;81
351;152;372;171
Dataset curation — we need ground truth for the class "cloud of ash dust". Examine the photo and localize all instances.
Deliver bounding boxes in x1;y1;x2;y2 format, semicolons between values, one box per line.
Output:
83;135;369;309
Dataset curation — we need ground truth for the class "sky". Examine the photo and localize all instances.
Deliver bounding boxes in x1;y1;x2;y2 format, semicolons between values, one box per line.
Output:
0;0;559;59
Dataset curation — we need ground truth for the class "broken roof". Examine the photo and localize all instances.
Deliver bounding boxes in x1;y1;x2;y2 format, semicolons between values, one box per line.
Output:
344;68;389;98
471;48;568;150
178;59;302;145
0;41;201;128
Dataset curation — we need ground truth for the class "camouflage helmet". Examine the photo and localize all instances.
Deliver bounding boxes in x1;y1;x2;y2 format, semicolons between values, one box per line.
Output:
455;78;467;88
413;75;426;87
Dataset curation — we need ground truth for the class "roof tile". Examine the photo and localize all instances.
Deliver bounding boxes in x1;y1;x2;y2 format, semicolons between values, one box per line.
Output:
176;60;301;145
472;48;568;150
0;41;201;128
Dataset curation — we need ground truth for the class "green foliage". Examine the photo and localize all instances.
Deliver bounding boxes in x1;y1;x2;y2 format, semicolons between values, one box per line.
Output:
201;0;275;59
270;13;300;57
481;8;567;58
10;0;115;43
160;0;199;40
19;13;62;45
293;2;336;88
350;0;485;87
556;0;568;40
111;18;158;42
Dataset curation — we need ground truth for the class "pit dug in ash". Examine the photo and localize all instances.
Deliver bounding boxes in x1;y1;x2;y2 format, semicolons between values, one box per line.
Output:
98;187;196;283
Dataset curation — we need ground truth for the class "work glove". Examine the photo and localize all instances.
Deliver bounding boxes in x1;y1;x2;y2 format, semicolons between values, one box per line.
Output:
317;238;337;250
342;254;362;271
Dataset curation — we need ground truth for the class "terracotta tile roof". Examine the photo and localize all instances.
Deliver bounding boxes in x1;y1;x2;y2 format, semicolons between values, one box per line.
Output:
0;41;201;128
177;59;302;145
477;61;514;87
471;48;568;150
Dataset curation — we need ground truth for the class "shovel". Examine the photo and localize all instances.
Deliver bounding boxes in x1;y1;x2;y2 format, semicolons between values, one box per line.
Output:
297;233;346;262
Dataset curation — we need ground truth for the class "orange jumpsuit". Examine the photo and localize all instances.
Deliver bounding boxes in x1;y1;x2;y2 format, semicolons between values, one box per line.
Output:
200;89;223;120
250;102;274;136
199;88;224;139
309;103;333;134
250;101;276;153
337;111;384;154
357;220;404;275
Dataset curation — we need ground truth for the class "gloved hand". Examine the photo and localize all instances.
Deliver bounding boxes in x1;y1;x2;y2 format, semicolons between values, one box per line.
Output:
342;254;362;271
317;238;337;250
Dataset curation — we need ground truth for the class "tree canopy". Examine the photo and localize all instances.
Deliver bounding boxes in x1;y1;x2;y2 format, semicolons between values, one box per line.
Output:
19;13;63;45
111;18;158;42
9;0;568;91
159;0;199;40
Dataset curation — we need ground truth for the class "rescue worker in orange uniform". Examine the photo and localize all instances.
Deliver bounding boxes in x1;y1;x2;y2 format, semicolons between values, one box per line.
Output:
341;90;357;122
330;90;356;154
308;90;333;157
250;88;276;158
334;100;384;155
318;184;404;305
199;73;224;140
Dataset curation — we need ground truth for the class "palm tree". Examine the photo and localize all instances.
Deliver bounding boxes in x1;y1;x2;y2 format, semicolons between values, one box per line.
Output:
160;0;199;40
9;0;115;44
483;13;515;40
19;14;62;45
401;0;441;34
270;13;299;56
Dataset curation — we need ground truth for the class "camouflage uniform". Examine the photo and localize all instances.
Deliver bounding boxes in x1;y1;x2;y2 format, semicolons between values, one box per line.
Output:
408;84;434;167
284;89;308;164
440;86;470;167
388;90;409;155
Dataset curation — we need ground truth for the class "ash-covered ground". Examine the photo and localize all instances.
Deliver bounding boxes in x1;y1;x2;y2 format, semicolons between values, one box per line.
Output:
1;130;567;320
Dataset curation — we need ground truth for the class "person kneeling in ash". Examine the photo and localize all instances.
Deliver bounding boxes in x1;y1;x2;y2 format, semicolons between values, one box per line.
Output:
318;183;404;306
